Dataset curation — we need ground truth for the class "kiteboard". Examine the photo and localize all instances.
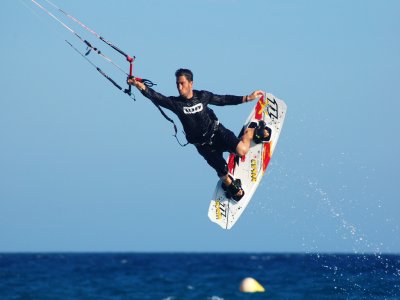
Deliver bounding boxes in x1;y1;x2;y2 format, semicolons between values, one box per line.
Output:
208;92;287;229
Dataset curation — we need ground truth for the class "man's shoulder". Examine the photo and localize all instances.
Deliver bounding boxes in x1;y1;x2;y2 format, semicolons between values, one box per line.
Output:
194;89;213;99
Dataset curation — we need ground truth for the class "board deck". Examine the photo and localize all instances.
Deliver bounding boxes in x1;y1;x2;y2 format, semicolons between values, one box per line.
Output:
208;93;287;229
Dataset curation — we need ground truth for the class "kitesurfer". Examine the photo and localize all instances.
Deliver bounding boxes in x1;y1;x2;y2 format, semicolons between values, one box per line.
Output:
128;69;269;201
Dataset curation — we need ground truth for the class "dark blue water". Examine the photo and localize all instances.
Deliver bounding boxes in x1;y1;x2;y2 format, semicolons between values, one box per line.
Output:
1;253;399;299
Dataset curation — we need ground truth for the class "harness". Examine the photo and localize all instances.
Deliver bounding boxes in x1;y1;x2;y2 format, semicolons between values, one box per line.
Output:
192;120;220;147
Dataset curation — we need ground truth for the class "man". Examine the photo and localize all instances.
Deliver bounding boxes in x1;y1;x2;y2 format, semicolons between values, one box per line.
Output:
128;69;269;201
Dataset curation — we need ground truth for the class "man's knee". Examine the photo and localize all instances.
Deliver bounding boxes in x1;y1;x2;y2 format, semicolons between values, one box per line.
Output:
236;141;249;157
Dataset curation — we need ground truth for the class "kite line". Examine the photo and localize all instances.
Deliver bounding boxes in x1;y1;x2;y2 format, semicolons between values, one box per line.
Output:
28;0;189;145
30;0;155;100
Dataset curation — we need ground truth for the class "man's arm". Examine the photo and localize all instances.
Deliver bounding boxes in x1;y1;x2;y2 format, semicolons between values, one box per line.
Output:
208;90;265;106
127;77;174;109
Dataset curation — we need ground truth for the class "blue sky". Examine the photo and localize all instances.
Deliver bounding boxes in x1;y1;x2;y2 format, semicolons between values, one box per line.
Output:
1;0;399;253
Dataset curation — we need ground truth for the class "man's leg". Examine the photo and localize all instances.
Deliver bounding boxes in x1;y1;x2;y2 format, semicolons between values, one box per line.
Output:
235;122;270;156
220;173;233;187
196;145;244;200
235;127;255;157
196;145;229;179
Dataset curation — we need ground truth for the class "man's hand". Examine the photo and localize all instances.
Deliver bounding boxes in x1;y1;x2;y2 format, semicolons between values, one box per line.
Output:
127;77;146;91
244;90;265;103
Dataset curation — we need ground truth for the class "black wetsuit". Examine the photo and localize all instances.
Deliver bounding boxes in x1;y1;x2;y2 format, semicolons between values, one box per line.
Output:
141;87;243;177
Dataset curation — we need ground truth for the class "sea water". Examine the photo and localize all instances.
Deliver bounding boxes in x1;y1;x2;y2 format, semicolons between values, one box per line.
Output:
1;253;399;299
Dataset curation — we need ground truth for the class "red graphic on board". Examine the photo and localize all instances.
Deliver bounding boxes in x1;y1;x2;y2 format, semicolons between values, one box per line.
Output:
262;142;272;172
227;153;236;174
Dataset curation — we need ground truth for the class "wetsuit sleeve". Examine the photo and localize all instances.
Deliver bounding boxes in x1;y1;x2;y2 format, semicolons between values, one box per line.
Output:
203;90;243;106
140;87;175;110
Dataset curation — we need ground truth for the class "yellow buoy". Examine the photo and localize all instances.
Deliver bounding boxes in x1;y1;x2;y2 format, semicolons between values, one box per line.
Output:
239;277;265;293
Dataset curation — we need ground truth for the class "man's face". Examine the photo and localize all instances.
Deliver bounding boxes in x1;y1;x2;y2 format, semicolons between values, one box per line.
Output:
176;75;193;99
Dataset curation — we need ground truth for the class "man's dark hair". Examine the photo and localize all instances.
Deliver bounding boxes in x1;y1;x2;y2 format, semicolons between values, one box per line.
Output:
175;68;193;82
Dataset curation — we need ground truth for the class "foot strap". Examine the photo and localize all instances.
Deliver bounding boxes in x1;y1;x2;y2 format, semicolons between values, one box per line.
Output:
222;176;245;201
253;120;271;144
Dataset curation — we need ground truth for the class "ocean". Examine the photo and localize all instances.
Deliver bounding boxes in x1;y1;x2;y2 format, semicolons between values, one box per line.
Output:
1;253;399;299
